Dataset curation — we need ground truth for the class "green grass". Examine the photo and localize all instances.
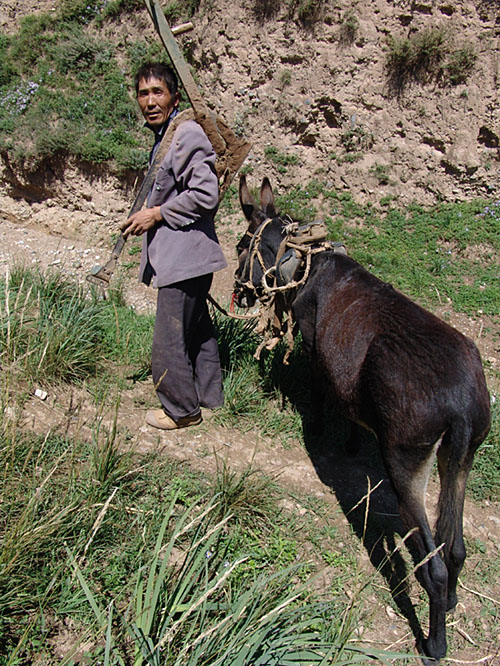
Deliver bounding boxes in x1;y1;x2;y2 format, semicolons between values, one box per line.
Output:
0;1;176;174
272;184;499;316
469;401;500;502
0;0;211;174
0;265;154;387
0;391;406;664
264;145;300;174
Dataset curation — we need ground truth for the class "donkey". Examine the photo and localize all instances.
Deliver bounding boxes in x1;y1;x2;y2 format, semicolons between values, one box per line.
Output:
234;176;491;663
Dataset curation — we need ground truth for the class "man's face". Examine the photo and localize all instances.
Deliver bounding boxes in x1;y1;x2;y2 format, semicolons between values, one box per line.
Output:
136;76;179;128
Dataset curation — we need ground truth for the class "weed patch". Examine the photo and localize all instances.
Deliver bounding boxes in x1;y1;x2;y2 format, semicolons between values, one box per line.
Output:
264;145;300;174
338;10;359;45
340;124;373;153
386;28;477;94
469;402;500;502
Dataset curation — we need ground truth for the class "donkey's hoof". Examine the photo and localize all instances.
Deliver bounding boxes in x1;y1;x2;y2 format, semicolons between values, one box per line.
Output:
417;637;445;665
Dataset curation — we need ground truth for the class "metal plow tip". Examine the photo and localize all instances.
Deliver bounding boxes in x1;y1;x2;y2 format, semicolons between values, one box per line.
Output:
86;262;115;287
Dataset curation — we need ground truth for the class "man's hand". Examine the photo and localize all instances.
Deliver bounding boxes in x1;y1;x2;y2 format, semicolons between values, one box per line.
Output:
120;206;162;237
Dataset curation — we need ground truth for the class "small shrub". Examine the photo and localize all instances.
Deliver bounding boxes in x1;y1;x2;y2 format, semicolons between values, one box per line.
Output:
386;27;447;92
340;124;373;152
445;45;477;84
233;109;249;138
386;28;476;92
289;0;326;26
338;9;359;45
370;163;390;185
279;69;292;88
0;80;41;116
253;0;281;20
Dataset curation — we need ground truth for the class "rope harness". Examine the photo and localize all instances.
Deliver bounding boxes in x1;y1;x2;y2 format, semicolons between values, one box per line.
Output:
212;218;347;364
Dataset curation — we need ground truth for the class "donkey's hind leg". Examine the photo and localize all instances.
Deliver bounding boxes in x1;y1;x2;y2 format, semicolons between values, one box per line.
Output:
435;428;476;612
383;439;449;662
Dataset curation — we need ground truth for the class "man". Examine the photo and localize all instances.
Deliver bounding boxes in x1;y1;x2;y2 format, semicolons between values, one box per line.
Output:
121;62;226;430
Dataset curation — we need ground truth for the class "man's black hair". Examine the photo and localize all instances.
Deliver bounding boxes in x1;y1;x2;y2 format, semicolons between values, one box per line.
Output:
135;62;178;96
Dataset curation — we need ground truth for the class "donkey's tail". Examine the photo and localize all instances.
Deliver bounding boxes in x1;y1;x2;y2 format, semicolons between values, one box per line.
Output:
434;420;474;559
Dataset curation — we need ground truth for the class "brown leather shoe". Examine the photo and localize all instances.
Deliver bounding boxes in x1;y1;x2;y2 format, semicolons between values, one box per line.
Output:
145;409;202;430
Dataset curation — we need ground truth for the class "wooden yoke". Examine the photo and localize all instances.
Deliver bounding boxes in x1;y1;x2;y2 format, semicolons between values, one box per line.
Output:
144;0;251;197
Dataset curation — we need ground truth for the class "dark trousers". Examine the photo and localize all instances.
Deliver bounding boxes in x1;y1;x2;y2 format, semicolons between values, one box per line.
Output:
152;274;224;421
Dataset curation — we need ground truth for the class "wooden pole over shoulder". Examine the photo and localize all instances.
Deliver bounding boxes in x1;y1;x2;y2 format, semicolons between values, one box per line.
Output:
143;0;251;196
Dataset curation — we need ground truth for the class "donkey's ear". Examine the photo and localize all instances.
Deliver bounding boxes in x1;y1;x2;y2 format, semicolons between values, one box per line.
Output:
260;177;277;218
239;174;259;223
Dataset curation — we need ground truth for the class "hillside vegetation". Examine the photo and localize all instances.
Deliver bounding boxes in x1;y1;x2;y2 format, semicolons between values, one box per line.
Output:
1;0;499;208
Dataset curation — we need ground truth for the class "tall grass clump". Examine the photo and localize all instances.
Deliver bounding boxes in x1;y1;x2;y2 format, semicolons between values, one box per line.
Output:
386;27;447;92
211;310;303;442
0;267;103;383
0;266;153;387
1;385;407;664
469;400;500;502
0;428;118;653
71;491;406;665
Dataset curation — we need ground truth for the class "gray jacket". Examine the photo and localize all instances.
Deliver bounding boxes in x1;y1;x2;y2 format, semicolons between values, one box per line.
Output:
139;119;227;287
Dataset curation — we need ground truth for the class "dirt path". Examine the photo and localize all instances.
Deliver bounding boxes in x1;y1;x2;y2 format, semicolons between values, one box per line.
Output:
3;213;500;665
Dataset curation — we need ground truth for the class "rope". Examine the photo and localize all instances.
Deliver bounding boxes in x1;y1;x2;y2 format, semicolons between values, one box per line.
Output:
221;219;346;364
207;293;258;320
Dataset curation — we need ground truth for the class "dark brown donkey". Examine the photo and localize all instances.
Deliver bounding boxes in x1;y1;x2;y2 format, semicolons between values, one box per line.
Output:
234;176;491;664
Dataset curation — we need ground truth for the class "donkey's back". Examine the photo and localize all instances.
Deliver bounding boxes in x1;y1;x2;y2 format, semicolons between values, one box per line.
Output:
294;251;489;443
